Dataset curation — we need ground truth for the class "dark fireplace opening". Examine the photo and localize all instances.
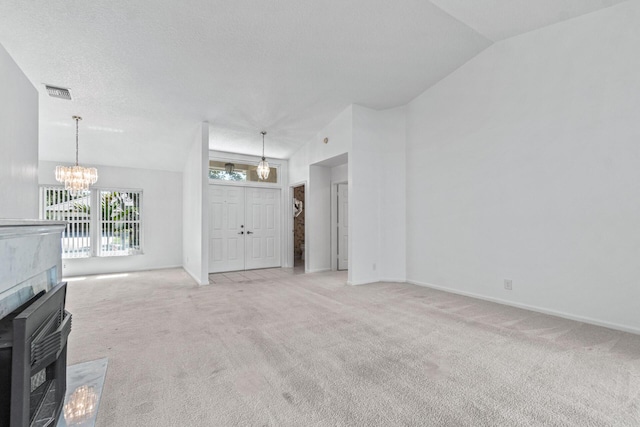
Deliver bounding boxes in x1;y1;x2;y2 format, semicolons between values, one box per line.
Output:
0;282;71;427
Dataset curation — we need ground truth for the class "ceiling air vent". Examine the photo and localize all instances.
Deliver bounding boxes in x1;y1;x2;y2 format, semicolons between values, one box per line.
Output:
45;85;72;100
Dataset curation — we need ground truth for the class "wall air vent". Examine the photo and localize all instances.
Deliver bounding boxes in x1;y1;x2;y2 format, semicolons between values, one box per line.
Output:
45;85;72;100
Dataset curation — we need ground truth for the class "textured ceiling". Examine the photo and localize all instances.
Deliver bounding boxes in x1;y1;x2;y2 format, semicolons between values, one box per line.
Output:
0;0;628;171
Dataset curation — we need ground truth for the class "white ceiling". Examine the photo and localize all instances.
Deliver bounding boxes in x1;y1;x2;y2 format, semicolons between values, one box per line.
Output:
430;0;629;41
0;0;629;171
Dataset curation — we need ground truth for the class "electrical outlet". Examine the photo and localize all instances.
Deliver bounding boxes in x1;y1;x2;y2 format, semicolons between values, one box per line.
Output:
504;279;512;290
372;263;376;271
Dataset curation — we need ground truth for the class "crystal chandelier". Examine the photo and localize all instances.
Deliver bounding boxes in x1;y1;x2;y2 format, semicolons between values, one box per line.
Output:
256;131;270;180
55;116;98;195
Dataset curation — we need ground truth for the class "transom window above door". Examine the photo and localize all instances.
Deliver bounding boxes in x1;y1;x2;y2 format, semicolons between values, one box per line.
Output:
209;160;278;184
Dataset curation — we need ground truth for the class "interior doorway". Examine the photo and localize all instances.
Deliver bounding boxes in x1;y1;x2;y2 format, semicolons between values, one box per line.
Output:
208;185;281;273
293;184;305;268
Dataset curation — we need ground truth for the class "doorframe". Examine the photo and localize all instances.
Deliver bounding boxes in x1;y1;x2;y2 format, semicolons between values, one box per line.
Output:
208;150;289;272
331;181;348;271
289;181;308;272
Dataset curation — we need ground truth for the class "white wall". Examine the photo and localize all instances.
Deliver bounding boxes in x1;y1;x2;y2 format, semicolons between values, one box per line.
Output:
0;43;38;219
308;165;332;272
406;1;640;333
373;107;406;283
289;106;353;185
350;107;381;285
288;104;407;284
39;161;183;276
351;105;406;284
182;123;209;285
289;106;352;274
331;163;348;183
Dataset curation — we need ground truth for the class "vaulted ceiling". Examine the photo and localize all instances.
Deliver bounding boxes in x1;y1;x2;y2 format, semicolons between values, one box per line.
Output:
0;0;628;171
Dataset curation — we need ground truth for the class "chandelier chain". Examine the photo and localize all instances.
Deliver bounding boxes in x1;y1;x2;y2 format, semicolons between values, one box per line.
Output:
75;116;79;166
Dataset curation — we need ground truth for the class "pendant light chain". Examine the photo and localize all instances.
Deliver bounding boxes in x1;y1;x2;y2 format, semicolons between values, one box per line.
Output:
257;131;270;180
74;116;81;166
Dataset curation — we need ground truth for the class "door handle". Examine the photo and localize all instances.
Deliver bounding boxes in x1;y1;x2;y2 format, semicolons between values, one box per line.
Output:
238;231;244;235
246;231;254;234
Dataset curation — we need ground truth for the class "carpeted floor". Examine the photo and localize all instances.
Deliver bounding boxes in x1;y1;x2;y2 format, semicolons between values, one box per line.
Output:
65;268;640;426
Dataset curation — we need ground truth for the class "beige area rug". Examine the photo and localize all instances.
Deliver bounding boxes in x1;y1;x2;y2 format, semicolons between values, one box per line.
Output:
65;268;640;426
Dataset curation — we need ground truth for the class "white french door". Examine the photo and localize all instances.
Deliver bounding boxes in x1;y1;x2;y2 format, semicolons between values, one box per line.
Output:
245;188;280;270
209;185;281;273
209;186;245;272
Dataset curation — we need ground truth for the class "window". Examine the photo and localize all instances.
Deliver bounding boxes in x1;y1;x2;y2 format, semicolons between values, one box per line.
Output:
98;191;142;256
40;187;91;258
39;186;143;258
209;160;278;183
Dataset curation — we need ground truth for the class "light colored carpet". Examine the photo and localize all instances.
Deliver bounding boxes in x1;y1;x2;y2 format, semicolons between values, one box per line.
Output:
65;268;640;426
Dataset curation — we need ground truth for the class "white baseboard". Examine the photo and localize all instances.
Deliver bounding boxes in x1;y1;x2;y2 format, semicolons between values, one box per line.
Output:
348;278;406;286
307;268;331;273
63;264;183;279
407;279;640;336
349;279;377;286
379;277;407;283
183;267;209;286
149;264;183;271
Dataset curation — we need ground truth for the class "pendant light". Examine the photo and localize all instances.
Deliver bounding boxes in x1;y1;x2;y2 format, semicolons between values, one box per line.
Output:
256;131;270;180
55;116;98;196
